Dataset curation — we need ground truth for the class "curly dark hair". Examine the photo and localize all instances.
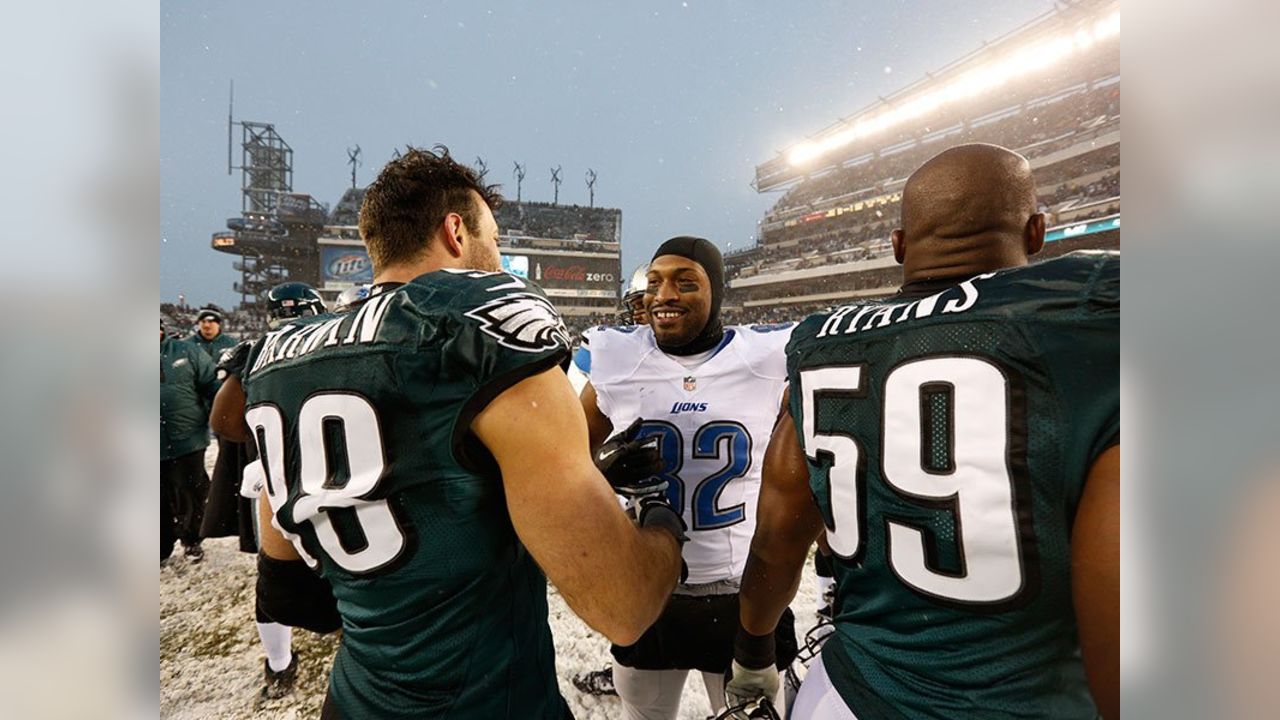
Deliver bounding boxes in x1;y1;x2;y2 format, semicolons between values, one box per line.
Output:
358;145;502;271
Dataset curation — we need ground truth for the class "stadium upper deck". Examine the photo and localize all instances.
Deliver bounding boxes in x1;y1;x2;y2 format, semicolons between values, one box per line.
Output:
725;0;1120;321
753;0;1119;192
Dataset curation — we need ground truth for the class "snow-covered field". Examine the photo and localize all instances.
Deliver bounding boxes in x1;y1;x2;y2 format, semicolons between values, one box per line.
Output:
160;450;823;719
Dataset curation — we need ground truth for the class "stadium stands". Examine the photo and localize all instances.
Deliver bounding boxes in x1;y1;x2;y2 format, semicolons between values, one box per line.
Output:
493;201;622;248
725;2;1120;327
160;303;260;341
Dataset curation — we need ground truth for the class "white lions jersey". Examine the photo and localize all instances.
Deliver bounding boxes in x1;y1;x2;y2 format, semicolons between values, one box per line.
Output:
581;323;794;584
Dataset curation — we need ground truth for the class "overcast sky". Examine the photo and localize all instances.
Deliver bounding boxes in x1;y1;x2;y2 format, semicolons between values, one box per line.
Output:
161;1;1053;307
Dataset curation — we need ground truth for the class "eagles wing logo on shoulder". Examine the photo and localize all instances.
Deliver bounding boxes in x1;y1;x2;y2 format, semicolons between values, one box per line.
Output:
466;293;570;353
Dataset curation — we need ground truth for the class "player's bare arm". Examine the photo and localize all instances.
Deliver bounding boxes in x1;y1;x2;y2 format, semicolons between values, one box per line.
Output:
580;380;614;453
209;376;250;443
472;365;682;646
725;399;825;711
1072;443;1119;719
257;492;301;561
739;401;825;636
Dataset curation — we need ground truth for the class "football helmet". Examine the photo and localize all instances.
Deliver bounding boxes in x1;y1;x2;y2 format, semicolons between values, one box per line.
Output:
333;284;371;313
267;282;326;328
617;263;650;325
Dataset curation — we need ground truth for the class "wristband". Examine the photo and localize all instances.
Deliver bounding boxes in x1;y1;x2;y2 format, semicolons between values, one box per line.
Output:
734;624;777;670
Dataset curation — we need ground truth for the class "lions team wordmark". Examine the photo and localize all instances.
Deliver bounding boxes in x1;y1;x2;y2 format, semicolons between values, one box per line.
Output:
669;402;708;415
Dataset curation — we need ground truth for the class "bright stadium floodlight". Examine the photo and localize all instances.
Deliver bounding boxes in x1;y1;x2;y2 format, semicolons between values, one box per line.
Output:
786;9;1121;168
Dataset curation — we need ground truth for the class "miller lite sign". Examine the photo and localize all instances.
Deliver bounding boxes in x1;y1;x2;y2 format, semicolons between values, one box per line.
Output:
321;246;374;285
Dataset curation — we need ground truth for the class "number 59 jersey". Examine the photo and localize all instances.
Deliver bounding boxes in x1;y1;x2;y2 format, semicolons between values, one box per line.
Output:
241;270;572;720
586;323;793;585
786;251;1119;720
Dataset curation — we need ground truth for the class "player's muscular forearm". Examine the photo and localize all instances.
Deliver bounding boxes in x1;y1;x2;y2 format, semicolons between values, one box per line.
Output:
560;520;681;645
474;367;681;645
740;539;811;636
740;407;824;635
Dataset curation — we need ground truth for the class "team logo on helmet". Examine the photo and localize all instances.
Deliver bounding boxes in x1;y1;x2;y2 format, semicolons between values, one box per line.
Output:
465;293;570;353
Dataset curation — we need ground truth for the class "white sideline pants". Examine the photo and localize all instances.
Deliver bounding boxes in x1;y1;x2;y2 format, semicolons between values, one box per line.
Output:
614;666;726;720
790;654;860;720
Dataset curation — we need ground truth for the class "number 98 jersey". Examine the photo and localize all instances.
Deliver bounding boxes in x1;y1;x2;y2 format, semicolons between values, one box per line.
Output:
242;270;572;720
585;322;793;585
786;251;1119;719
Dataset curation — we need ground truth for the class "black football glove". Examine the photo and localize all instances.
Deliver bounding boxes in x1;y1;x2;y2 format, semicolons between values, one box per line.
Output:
595;418;666;499
216;340;253;382
635;495;689;583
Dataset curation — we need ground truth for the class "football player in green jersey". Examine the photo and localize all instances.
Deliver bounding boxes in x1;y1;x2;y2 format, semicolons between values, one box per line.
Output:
209;282;336;706
727;144;1119;719
241;147;686;720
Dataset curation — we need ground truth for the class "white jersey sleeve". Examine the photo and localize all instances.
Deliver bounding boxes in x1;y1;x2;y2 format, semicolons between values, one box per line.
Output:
724;322;794;387
585;325;656;419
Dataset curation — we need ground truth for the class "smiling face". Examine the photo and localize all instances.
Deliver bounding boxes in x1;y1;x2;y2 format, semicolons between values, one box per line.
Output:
646;254;712;347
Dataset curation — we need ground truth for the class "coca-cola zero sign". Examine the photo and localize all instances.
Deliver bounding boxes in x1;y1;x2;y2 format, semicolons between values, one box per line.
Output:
532;259;616;286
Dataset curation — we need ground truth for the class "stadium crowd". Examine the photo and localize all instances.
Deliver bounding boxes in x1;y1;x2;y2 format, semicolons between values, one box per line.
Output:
767;81;1119;217
1041;170;1120;211
493;202;622;246
727;101;1120;282
161;302;258;341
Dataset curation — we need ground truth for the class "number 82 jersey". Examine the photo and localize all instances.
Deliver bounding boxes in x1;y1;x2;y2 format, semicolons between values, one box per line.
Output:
786;252;1119;720
586;322;793;585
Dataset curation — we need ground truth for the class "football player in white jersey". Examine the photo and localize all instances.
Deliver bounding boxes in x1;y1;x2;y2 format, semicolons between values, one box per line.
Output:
578;236;799;720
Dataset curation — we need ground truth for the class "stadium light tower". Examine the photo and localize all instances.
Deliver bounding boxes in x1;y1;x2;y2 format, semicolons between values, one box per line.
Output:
513;162;526;203
585;168;598;208
347;145;362;189
550;165;563;206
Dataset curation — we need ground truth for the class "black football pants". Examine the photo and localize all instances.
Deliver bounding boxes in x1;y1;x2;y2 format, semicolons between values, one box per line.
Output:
161;449;210;558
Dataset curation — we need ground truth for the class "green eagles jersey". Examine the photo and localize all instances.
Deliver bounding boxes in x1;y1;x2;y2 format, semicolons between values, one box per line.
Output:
241;269;572;720
786;251;1119;719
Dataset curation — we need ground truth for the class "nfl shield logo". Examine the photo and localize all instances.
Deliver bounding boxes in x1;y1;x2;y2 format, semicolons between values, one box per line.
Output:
683;376;696;391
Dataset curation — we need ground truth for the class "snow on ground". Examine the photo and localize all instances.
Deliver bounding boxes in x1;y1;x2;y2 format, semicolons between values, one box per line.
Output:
161;448;824;719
